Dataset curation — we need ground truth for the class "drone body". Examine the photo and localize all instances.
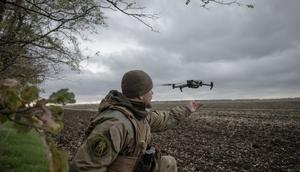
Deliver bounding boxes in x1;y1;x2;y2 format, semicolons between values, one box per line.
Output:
162;80;214;92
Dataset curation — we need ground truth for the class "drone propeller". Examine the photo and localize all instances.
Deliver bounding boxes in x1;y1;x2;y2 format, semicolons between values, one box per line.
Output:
161;82;185;86
161;83;174;86
161;83;176;89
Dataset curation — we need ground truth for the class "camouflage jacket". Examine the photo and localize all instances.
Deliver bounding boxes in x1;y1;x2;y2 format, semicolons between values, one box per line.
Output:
72;90;192;172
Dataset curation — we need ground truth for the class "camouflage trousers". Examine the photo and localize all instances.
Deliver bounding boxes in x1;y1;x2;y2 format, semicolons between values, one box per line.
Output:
153;155;178;172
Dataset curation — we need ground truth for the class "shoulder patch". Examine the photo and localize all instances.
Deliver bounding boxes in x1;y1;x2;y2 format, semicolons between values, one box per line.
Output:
87;135;110;157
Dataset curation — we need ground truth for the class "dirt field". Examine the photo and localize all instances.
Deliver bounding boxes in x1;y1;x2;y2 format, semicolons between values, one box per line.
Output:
56;99;300;172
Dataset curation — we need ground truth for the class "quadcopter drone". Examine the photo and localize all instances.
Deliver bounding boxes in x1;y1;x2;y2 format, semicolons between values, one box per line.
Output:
162;80;214;92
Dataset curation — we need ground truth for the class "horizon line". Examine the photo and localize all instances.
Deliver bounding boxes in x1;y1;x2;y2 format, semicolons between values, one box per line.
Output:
72;97;300;105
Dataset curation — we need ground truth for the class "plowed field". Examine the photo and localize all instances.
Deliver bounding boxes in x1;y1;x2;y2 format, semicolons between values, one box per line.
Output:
55;100;300;172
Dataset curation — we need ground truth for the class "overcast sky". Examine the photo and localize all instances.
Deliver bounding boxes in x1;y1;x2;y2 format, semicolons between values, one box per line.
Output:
41;0;300;103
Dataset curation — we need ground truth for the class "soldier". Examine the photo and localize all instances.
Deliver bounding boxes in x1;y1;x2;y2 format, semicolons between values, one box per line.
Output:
71;70;202;172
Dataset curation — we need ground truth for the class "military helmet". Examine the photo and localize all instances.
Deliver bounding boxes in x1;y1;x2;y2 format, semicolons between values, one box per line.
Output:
121;70;153;98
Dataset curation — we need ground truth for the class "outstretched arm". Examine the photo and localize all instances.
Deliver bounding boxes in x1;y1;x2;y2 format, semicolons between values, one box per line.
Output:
147;101;202;132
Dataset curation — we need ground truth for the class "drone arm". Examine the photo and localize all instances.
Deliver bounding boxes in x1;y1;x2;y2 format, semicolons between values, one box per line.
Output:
201;82;214;90
210;82;214;90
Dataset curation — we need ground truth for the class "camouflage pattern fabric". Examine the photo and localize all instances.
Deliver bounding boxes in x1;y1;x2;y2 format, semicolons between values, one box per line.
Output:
72;90;193;172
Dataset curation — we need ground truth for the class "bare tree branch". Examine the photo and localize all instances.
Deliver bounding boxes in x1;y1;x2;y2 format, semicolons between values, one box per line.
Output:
106;0;159;32
186;0;254;8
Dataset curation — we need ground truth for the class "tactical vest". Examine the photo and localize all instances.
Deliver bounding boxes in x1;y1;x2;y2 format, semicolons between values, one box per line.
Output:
86;105;151;172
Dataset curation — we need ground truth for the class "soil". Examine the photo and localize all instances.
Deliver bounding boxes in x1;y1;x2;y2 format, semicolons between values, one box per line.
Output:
54;101;300;172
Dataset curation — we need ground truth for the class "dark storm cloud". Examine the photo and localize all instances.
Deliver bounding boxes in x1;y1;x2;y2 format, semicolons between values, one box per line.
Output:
128;0;300;63
94;49;184;81
42;0;300;102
